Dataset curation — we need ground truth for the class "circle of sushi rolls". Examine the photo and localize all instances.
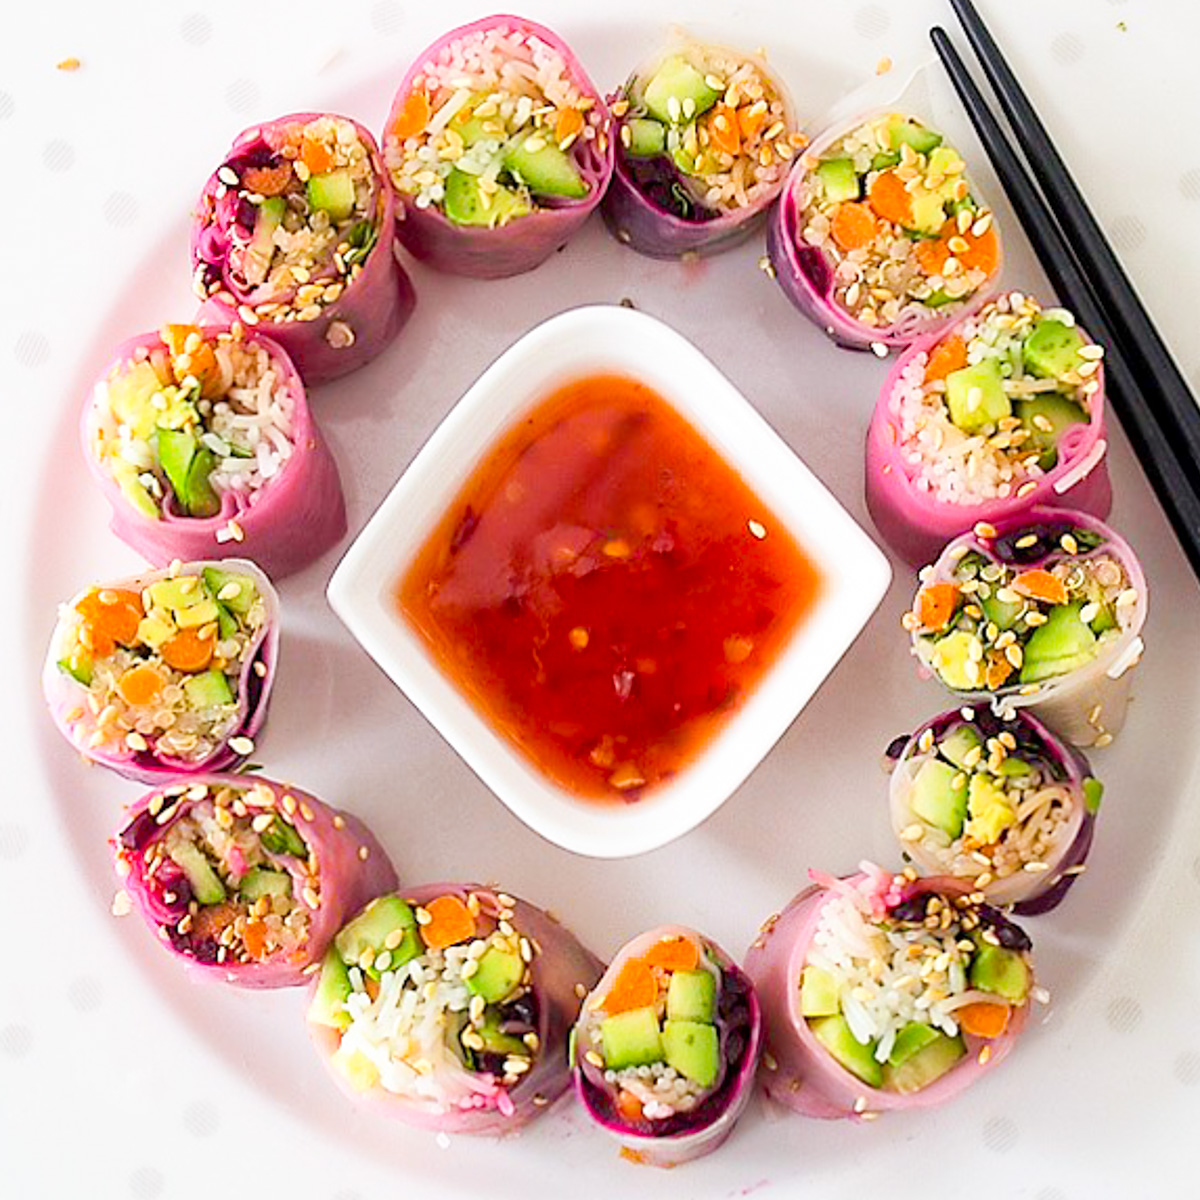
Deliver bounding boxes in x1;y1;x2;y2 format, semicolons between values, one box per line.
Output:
191;112;416;385
865;290;1112;566
887;707;1102;915
571;926;761;1167
905;508;1147;747
44;559;278;782
382;15;614;278
82;322;346;579
307;883;603;1133
603;38;801;259
112;774;398;988
744;863;1038;1120
768;110;1001;350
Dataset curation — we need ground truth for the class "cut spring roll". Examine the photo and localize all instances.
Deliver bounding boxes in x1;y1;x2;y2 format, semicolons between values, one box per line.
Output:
308;884;603;1133
113;775;398;988
887;707;1102;915
382;15;613;278
192;112;416;384
905;508;1147;747
604;39;802;258
44;560;278;782
768;110;1000;350
866;291;1111;566
571;926;761;1167
83;322;346;579
745;864;1038;1120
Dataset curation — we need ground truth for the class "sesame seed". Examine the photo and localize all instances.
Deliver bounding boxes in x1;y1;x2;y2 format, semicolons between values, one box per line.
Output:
973;522;997;539
575;982;588;999
111;890;133;917
302;886;320;909
357;845;370;861
584;1051;605;1068
1093;732;1114;748
228;736;254;755
332;814;346;829
748;519;766;539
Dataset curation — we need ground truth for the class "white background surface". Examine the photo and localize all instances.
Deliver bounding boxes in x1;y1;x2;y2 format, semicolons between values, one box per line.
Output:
3;2;1200;1198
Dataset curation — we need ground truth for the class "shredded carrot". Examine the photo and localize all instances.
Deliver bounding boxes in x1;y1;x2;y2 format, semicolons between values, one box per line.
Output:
601;956;658;1016
301;135;334;175
957;1001;1010;1038
76;588;143;656
616;1089;645;1123
916;220;1000;280
554;106;584;145
737;105;766;141
160;323;221;396
959;224;999;276
242;919;269;959
642;936;699;973
924;334;968;383
118;665;164;707
706;104;741;157
985;653;1014;690
242;163;293;196
1011;569;1068;606
160;627;216;673
830;201;877;251
192;901;237;941
420;894;477;950
915;234;951;277
915;582;959;631
393;90;432;141
867;169;913;226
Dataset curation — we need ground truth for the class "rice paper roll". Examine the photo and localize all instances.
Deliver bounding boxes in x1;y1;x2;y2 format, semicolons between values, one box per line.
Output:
382;16;613;278
905;508;1147;747
44;559;279;782
865;291;1111;566
745;864;1038;1120
603;39;801;258
191;112;415;385
82;322;346;579
571;926;761;1167
768;110;1001;350
887;707;1101;915
307;884;603;1134
113;774;398;988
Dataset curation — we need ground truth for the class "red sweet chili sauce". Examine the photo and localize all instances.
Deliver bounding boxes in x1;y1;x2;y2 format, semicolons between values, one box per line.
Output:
397;374;822;803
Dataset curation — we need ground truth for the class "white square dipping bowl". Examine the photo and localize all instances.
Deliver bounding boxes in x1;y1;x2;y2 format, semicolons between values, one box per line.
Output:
327;305;891;858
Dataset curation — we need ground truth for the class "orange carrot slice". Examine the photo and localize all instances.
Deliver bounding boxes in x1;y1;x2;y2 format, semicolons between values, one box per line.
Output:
1011;569;1068;606
616;1089;644;1122
554;106;584;144
242;162;293;197
957;1000;1010;1038
643;936;699;973
118;665;164;707
601;956;658;1015
242;919;269;959
420;894;477;950
737;105;766;141
76;588;143;657
160;324;221;396
916;582;960;631
393;90;432;141
915;233;951;277
830;201;877;251
924;334;968;383
959;224;999;277
301;135;334;175
867;169;913;226
706;104;741;157
160;627;216;673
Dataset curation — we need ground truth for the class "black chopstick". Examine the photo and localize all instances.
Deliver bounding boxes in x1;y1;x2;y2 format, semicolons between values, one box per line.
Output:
930;25;1200;584
948;0;1200;479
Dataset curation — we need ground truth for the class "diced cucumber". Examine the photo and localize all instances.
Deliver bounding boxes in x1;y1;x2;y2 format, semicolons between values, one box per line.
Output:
600;1006;663;1070
466;946;524;1003
662;1019;719;1087
239;867;292;902
308;948;353;1031
642;55;720;124
937;724;982;770
666;969;716;1023
910;757;968;838
260;817;308;859
57;655;94;687
809;1014;882;1088
335;896;418;968
504;137;587;198
182;669;234;709
887;1022;940;1067
799;965;841;1018
1023;318;1085;380
888;118;943;156
111;460;160;520
881;1030;964;1093
1083;777;1104;815
945;359;1011;433
817;157;860;203
244;196;285;284
306;170;356;222
1014;393;1089;470
969;944;1029;1002
168;842;226;906
442;169;531;228
625;117;666;157
1020;601;1098;683
201;568;257;615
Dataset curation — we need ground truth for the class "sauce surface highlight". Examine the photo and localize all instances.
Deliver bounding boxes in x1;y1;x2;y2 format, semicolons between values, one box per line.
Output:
398;374;822;802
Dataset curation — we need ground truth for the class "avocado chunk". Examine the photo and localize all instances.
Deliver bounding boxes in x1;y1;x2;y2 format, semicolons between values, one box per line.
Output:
201;567;258;615
910;757;969;838
930;629;981;691
58;655;95;687
443;168;532;228
998;755;1034;780
1014;393;1089;469
168;842;226;906
182;669;234;709
335;896;420;970
799;964;841;1018
869;149;902;172
937;723;982;770
259;816;308;859
600;1005;663;1070
307;169;356;222
1023;318;1085;380
244;195;285;284
662;1019;719;1088
474;1013;529;1058
887;1022;941;1067
625;117;666;157
108;361;164;440
239;867;291;903
817;157;860;203
908;188;948;235
1020;601;1098;684
308;948;353;1030
466;945;524;1003
945;359;1011;433
157;427;220;518
888;118;943;156
642;55;720;124
969;944;1029;1002
504;137;587;199
881;1030;965;1093
111;459;161;520
809;1014;883;1088
666;968;716;1023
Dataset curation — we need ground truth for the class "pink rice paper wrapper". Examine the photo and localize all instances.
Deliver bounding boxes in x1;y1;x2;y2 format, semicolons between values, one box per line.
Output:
767;106;1002;352
744;866;1036;1121
572;925;762;1167
309;882;603;1134
382;15;614;278
865;300;1112;567
43;558;279;784
82;324;346;580
909;508;1147;747
886;707;1100;916
112;774;398;988
602;42;799;259
191;112;416;385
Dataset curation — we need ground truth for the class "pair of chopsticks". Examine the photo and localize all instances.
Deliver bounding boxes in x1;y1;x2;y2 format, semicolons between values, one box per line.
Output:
932;0;1200;584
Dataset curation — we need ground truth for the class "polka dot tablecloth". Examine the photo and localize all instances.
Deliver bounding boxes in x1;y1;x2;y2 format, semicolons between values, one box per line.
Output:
3;2;1200;1197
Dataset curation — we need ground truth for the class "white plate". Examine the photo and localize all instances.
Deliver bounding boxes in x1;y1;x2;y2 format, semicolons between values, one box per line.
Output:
5;3;1200;1198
